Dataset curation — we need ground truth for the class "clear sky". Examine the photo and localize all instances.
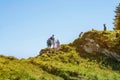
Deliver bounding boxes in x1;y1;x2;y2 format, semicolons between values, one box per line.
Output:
0;0;119;58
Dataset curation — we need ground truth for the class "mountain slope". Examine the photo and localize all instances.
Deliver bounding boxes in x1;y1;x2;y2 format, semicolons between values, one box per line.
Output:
0;30;120;80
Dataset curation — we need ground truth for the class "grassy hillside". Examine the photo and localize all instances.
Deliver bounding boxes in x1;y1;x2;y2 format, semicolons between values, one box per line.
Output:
0;55;63;80
0;30;120;80
28;45;120;80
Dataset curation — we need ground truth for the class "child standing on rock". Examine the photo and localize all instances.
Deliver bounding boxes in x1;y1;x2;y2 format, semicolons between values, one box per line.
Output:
56;39;60;50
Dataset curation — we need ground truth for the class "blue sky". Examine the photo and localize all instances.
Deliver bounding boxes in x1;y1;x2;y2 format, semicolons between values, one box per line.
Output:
0;0;119;58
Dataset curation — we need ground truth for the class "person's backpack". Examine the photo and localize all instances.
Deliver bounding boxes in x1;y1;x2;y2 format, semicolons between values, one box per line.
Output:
47;38;51;45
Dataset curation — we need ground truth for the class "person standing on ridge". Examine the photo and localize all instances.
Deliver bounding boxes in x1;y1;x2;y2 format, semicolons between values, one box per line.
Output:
50;35;55;48
103;24;107;31
56;39;60;50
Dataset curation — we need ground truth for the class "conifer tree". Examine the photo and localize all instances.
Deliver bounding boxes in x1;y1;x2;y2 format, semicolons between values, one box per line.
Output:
114;3;120;30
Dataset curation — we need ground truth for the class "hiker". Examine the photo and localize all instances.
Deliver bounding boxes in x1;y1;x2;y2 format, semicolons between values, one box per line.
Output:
56;39;60;50
50;35;55;48
103;24;107;31
47;38;51;48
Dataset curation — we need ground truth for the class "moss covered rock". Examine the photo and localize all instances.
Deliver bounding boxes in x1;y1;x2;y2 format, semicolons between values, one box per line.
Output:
73;30;120;61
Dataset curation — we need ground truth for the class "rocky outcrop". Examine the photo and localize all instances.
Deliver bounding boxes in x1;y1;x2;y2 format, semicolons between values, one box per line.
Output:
73;30;120;61
82;38;120;61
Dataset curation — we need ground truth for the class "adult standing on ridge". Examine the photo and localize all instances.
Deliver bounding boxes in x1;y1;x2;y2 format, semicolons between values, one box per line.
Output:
50;35;55;48
103;24;107;31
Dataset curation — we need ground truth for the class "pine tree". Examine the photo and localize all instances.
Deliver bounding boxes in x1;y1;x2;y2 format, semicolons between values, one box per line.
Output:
114;3;120;30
